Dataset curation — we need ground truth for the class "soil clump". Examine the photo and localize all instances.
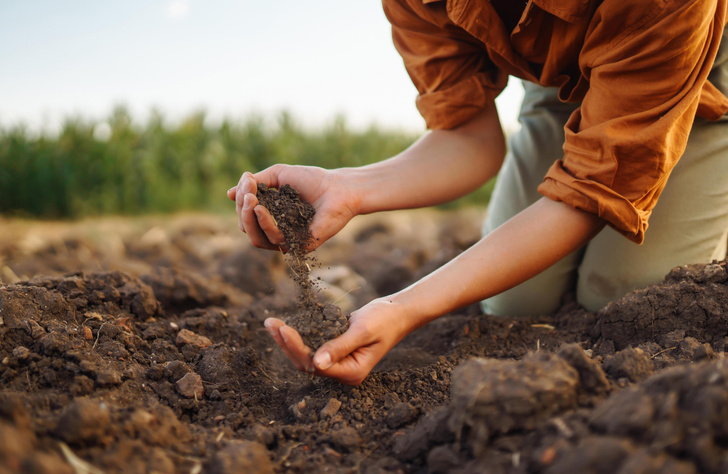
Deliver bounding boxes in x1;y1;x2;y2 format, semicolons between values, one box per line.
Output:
256;183;349;350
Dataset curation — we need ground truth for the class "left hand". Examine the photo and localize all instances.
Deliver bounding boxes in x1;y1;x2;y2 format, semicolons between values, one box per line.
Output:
263;298;411;385
226;166;361;252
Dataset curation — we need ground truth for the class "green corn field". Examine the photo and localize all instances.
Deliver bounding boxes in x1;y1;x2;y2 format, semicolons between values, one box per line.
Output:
0;107;495;218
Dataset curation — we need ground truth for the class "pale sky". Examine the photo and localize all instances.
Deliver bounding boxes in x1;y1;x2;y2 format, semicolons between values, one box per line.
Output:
0;0;524;134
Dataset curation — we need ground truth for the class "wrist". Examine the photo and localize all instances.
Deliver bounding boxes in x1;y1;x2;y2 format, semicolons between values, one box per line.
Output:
385;288;434;335
329;166;380;216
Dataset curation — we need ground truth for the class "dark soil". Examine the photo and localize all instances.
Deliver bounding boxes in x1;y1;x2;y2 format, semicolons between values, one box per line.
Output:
256;183;348;350
1;212;728;473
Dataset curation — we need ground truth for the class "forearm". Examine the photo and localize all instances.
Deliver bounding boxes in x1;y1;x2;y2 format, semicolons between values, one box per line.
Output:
343;104;505;215
391;198;606;331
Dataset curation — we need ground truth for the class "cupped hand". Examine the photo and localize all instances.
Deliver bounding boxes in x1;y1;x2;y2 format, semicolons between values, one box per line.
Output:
263;298;411;385
226;164;360;252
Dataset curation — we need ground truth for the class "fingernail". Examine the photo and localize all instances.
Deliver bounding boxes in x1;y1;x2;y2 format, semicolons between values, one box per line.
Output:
227;187;236;194
314;351;332;370
263;319;275;336
243;194;251;210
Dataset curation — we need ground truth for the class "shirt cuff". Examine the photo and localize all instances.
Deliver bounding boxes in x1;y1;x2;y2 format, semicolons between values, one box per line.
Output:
415;72;506;130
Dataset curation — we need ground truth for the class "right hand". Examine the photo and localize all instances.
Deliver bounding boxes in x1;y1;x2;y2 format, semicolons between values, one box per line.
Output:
263;297;412;385
226;165;360;252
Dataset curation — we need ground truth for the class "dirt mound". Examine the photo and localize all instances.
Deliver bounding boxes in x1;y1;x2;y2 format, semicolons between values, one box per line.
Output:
392;342;726;473
1;213;727;473
141;266;252;313
596;262;728;351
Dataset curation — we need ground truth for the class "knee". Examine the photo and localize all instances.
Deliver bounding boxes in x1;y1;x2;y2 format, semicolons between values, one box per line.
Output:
576;270;622;313
481;286;565;318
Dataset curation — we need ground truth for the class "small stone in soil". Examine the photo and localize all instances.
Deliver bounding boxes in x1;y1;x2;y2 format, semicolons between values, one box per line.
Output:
176;329;212;349
176;372;204;399
12;346;30;361
320;398;342;419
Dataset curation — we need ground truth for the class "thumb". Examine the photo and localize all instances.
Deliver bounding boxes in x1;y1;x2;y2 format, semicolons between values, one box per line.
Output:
313;326;369;371
254;164;285;189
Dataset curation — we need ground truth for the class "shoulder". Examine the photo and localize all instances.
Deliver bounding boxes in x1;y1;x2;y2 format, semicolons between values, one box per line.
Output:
583;0;720;64
592;0;717;31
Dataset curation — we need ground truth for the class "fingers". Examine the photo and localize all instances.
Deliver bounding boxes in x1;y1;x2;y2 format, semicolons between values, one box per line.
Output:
240;193;277;250
253;205;287;251
227;166;258;200
264;318;378;385
235;172;254;231
264;318;312;371
313;326;369;371
234;172;286;251
308;325;378;385
279;325;315;369
263;318;288;351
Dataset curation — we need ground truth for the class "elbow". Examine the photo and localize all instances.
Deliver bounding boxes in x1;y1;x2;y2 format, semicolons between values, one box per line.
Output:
453;103;506;174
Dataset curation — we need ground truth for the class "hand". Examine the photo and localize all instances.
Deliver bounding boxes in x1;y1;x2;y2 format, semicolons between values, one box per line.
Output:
263;298;411;385
226;165;360;252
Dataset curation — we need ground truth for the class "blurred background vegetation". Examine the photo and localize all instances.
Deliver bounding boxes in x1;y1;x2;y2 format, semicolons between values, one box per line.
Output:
0;106;496;219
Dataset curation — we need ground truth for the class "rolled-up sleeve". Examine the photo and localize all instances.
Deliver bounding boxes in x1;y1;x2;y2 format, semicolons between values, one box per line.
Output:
538;0;728;243
382;0;508;129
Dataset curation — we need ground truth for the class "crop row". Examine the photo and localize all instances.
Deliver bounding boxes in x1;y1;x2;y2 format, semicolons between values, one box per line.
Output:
0;107;494;218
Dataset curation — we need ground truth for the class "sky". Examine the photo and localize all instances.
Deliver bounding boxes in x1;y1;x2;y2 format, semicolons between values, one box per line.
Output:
0;0;524;134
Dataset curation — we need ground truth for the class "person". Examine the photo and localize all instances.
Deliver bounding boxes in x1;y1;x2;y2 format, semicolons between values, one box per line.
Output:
227;0;728;385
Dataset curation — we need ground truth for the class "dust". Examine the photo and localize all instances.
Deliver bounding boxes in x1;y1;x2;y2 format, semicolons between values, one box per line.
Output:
256;183;349;350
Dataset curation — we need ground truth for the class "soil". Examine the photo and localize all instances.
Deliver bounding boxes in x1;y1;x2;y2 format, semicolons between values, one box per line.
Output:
1;210;728;473
255;183;349;350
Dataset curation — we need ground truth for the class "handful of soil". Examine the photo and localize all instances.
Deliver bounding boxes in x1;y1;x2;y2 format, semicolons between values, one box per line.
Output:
256;183;349;351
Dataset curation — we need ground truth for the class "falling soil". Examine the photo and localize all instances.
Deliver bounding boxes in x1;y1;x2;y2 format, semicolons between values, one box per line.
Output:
256;183;348;350
1;211;728;473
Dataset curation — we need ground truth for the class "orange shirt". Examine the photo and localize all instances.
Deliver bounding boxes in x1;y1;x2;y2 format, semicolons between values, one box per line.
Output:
383;0;728;243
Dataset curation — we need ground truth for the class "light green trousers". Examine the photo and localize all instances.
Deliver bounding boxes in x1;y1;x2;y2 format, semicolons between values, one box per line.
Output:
482;39;728;316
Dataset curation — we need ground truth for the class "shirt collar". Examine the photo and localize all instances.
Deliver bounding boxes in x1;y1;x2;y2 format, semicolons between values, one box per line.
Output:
422;0;591;23
530;0;591;23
